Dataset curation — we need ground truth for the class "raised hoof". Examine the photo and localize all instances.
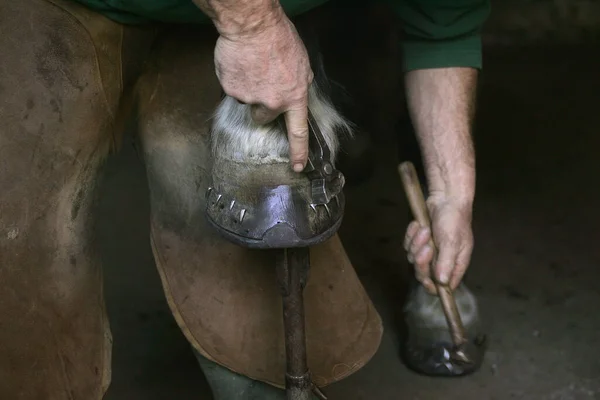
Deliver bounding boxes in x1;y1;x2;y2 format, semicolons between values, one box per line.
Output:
401;282;487;377
206;158;345;249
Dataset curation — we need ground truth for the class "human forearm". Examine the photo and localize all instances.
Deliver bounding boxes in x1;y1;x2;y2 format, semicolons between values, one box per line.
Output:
395;0;487;289
405;67;477;206
192;0;283;38
391;0;486;201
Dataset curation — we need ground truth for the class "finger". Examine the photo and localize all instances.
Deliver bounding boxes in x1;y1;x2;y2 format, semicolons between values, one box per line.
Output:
432;238;457;286
449;240;474;290
414;266;436;294
284;102;310;172
413;244;433;283
409;227;431;257
414;244;434;267
422;278;437;295
413;244;436;293
251;104;280;125
403;221;420;251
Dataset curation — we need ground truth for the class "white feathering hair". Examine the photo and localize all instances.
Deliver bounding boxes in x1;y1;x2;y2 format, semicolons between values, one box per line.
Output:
210;83;352;165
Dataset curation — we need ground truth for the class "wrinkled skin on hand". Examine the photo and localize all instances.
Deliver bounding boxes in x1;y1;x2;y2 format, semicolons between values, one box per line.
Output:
404;195;474;294
213;13;314;172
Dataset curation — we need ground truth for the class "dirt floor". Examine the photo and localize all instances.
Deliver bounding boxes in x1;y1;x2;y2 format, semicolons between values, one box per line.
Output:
98;46;600;399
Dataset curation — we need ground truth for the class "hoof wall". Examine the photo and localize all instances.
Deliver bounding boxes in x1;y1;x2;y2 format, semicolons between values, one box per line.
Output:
402;335;487;377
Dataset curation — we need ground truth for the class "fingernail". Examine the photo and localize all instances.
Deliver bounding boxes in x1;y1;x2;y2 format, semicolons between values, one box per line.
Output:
438;271;449;285
425;280;437;295
293;163;304;172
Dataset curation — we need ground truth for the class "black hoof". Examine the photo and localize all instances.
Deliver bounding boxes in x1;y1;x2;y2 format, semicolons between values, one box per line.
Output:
402;334;487;377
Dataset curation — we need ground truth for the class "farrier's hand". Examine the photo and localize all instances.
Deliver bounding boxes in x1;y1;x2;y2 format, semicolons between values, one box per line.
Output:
404;195;474;294
402;66;478;294
212;6;313;172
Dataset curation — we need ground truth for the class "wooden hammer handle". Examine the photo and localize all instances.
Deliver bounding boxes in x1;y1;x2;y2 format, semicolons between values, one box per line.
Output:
398;162;433;246
398;161;467;347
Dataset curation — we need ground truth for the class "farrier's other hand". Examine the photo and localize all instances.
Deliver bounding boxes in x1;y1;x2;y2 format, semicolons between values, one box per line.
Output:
213;7;313;172
404;195;474;293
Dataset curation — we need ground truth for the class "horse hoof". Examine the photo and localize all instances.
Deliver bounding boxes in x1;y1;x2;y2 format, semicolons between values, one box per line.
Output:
205;157;345;249
205;84;351;250
401;282;487;377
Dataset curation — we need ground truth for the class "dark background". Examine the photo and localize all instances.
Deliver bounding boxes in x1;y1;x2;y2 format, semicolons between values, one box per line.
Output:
100;1;600;399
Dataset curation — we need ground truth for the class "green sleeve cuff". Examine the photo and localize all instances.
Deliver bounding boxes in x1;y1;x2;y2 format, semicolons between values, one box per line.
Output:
401;33;483;71
384;0;491;72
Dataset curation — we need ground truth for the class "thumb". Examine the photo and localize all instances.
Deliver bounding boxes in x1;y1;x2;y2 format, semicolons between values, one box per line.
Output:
432;237;457;286
450;236;474;289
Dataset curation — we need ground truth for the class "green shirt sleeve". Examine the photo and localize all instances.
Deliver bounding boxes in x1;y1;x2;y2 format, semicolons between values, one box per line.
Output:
385;0;491;71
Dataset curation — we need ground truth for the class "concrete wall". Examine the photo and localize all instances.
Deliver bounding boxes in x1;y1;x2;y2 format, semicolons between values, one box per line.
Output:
308;0;600;146
483;0;600;45
320;0;600;46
